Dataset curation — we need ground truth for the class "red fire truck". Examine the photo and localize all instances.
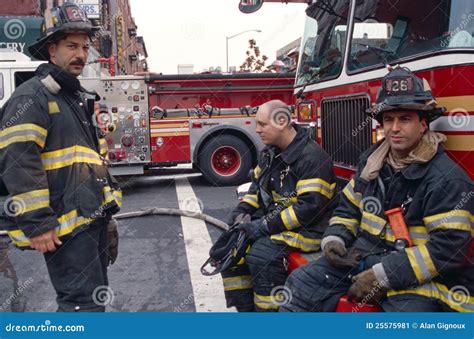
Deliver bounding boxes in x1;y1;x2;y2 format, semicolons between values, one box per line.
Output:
82;72;295;185
240;0;474;181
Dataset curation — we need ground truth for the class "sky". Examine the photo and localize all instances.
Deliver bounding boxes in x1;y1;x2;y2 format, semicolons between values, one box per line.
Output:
129;0;307;74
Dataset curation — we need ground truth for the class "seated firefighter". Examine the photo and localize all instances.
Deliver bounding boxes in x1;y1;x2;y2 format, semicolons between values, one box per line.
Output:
281;66;474;312
202;100;336;311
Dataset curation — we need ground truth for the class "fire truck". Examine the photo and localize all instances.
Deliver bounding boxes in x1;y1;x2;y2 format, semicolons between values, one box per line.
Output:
240;0;474;182
81;72;295;186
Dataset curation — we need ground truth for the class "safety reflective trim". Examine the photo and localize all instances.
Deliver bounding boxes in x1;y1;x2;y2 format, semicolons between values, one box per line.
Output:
98;138;108;156
48;101;60;114
360;211;386;236
406;245;438;284
0;124;47;149
384;226;430;245
423;210;471;233
253;165;262;179
12;189;50;214
329;216;359;236
41;145;102;171
242;194;260;208
271;231;321;252
7;209;93;248
222;275;253;291
296;178;336;199
103;186;122;207
387;281;474;312
272;191;297;207
342;179;362;208
281;205;301;230
254;293;280;310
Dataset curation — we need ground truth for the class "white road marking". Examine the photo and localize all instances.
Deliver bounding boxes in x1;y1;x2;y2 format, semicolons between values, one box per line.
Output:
175;177;234;312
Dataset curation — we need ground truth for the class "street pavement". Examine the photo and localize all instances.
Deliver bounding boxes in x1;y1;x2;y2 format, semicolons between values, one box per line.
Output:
0;169;239;312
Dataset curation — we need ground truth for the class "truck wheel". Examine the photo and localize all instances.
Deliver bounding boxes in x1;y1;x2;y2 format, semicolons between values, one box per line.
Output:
199;135;252;186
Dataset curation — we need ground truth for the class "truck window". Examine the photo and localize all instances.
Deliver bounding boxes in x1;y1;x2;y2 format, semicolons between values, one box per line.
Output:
0;72;4;100
295;0;350;86
347;0;474;72
14;71;36;88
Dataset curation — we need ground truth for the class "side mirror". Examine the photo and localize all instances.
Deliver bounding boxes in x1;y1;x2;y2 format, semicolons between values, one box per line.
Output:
238;0;263;14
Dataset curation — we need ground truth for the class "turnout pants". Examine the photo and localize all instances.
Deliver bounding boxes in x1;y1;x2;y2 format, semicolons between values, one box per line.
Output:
221;236;291;312
44;219;109;312
280;256;455;312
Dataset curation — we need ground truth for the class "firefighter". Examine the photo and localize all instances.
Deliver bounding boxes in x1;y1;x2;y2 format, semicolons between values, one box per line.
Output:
221;100;336;311
281;66;474;312
0;2;121;311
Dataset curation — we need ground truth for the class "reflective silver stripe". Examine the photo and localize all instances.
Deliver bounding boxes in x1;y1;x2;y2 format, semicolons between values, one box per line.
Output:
271;232;321;252
424;213;471;232
0;128;46;144
282;206;300;229
409;246;435;283
42;151;100;166
360;212;386;235
342;179;362;207
242;194;259;208
222;275;252;291
329;216;359;236
254;294;279;310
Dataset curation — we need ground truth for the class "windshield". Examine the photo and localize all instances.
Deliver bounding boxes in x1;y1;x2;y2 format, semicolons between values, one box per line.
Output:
348;0;474;72
295;0;350;86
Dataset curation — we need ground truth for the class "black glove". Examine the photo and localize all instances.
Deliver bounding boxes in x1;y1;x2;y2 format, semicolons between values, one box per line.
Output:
348;268;388;303
226;211;244;228
106;219;119;266
323;241;361;269
236;218;268;240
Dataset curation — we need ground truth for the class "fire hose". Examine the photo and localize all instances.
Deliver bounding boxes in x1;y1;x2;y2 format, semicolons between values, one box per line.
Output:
114;208;230;232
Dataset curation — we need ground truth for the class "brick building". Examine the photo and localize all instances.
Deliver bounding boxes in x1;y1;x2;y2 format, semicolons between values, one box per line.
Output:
0;0;148;75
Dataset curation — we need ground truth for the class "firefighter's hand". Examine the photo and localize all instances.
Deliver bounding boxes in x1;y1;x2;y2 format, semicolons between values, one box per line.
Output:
236;218;268;241
323;241;361;268
106;219;119;266
348;268;387;303
29;229;62;253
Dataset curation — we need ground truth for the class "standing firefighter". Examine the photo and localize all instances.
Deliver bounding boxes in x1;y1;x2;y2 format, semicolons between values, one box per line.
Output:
0;3;121;311
281;66;474;312
203;100;336;311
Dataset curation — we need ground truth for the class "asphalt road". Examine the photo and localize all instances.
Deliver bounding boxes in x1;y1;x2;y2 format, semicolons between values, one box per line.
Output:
0;169;238;312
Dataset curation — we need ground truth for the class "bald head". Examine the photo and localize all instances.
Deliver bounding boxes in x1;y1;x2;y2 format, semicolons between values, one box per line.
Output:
255;100;295;149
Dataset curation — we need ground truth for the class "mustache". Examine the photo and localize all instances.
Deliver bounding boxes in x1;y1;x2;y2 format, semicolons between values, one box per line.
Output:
70;59;85;66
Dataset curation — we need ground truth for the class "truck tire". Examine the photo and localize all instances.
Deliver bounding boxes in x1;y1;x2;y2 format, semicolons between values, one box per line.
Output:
198;135;252;186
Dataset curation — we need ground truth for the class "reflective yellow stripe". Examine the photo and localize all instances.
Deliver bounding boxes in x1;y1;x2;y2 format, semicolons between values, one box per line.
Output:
406;245;438;284
342;179;362;208
242;194;260;208
0;123;47;149
12;189;50;214
330;216;359;236
7;209;93;248
385;226;429;245
253;165;261;179
423;210;471;233
254;293;280;310
41;145;102;171
271;231;321;252
103;186;122;207
388;281;474;312
296;178;336;199
281;205;301;230
223;275;253;291
360;211;386;236
272;191;297;207
48;101;60;114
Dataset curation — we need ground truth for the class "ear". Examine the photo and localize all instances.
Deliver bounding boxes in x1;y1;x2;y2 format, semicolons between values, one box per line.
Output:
420;118;428;134
48;43;56;61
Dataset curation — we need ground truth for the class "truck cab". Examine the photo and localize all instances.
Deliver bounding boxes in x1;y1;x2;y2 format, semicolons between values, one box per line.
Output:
0;49;44;108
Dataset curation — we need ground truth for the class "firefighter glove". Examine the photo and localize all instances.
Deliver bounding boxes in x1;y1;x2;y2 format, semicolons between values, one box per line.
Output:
348;268;388;303
106;218;119;266
236;218;268;241
323;241;361;269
